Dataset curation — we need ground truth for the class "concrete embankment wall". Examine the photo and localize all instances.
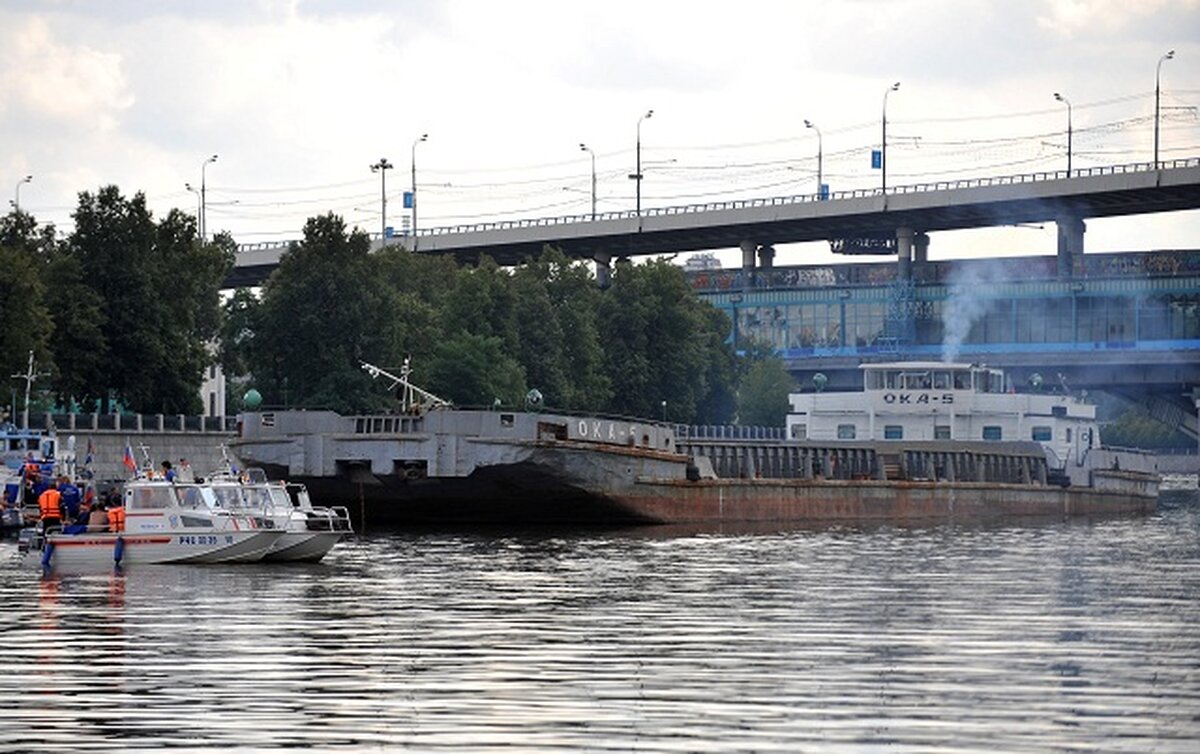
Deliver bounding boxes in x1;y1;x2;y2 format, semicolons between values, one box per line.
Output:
30;412;239;481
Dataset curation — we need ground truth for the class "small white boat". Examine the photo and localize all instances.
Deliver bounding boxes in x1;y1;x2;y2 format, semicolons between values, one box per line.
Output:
207;466;351;562
20;476;284;571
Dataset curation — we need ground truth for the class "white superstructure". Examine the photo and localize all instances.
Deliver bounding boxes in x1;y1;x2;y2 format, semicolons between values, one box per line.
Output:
787;362;1100;469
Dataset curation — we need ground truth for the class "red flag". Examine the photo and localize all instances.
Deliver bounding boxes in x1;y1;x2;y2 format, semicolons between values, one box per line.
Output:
122;443;137;472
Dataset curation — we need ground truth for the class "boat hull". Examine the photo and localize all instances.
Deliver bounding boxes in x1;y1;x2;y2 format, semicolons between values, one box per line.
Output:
262;530;345;562
24;529;284;571
608;477;1157;524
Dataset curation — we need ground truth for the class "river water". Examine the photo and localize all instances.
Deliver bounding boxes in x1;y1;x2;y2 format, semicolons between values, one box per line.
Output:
2;492;1198;752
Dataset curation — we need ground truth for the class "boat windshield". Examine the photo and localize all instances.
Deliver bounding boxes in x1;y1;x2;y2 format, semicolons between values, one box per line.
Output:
268;486;293;511
174;485;217;511
126;485;176;511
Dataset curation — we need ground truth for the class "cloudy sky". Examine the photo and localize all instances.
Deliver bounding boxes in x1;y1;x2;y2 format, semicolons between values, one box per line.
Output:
2;0;1198;267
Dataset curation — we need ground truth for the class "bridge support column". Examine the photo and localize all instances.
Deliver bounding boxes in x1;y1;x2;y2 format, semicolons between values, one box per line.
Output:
1056;215;1086;279
740;240;758;288
914;232;929;265
594;252;612;289
757;245;775;270
896;226;914;281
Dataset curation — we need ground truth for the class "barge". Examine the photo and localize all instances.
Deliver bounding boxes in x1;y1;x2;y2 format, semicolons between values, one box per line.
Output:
230;362;1158;525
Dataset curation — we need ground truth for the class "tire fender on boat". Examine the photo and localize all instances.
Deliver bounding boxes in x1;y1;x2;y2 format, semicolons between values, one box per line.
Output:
113;535;125;565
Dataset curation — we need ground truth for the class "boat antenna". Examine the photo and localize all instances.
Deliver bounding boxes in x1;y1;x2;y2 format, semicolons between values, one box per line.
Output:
361;358;450;413
10;350;49;430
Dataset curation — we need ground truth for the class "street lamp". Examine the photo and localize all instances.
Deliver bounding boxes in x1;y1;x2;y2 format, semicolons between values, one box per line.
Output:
370;158;393;245
630;109;653;215
1053;92;1072;175
411;134;428;251
200;154;217;242
881;82;900;194
579;143;596;220
1155;49;1175;167
12;175;32;212
803;119;823;199
184;183;202;227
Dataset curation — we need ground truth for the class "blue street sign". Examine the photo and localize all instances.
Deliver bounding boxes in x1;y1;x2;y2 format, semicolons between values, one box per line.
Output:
385;226;394;238
403;191;414;209
871;150;882;169
819;183;830;201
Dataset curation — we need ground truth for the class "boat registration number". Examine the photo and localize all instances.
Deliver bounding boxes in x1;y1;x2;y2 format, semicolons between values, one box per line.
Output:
179;535;222;546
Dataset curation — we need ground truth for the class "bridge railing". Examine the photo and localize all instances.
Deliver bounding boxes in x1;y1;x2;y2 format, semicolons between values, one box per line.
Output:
236;157;1200;255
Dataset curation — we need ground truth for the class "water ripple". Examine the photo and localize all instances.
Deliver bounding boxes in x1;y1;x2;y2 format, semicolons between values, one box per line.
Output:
1;496;1198;751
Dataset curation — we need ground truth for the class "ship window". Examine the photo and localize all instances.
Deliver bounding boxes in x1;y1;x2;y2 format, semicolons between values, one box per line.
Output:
884;371;900;389
1066;428;1073;442
935;425;951;440
129;486;174;510
932;371;951;390
791;423;807;440
884;425;904;439
1032;426;1052;442
1051;405;1066;417
837;424;856;440
500;414;514;428
982;426;1003;441
954;371;970;390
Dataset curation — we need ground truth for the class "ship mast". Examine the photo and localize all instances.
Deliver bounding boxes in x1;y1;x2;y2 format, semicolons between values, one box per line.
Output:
10;350;48;430
361;358;450;414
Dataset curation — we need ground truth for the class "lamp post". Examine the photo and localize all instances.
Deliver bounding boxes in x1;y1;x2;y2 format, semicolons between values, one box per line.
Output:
200;154;217;242
370;158;393;245
1155;49;1175;167
411;134;427;251
184;183;202;227
630;109;653;215
12;175;32;211
579;143;596;219
1053;92;1072;175
803;119;823;198
881;82;900;194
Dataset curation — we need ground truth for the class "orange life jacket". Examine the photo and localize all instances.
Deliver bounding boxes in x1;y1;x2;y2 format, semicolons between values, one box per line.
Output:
38;488;62;520
108;505;126;533
24;461;40;480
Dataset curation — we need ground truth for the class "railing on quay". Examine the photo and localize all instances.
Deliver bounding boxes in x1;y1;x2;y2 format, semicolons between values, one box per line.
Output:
236;157;1200;255
31;413;238;434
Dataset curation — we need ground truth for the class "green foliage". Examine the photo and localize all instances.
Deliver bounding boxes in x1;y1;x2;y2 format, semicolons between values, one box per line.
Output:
0;213;53;404
426;332;526;407
1101;406;1194;450
250;214;405;412
736;357;794;426
598;259;735;423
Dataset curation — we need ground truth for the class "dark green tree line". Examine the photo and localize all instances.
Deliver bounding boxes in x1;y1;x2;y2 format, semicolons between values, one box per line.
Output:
2;185;230;416
229;218;753;424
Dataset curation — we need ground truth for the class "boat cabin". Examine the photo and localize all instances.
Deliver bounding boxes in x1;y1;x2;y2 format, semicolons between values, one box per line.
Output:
786;362;1099;467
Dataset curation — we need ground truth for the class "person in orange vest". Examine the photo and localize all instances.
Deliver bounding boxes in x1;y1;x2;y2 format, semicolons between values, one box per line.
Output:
107;495;126;534
37;478;63;531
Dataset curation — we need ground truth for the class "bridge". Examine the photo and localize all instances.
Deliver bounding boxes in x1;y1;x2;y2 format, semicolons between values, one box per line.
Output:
227;157;1200;288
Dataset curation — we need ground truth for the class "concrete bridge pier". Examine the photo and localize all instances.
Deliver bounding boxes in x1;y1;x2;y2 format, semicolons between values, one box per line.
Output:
914;232;929;265
896;226;914;280
594;251;612;289
1056;215;1086;278
758;245;775;270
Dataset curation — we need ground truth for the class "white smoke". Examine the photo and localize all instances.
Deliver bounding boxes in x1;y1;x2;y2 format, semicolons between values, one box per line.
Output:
941;260;1009;364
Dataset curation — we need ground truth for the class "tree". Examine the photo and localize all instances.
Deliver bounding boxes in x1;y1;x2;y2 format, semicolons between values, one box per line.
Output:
426;332;526;407
250;214;405;412
0;211;54;412
598;259;737;424
736;356;794;426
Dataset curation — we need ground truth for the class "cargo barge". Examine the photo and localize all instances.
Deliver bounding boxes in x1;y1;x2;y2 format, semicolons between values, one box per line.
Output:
230;362;1158;525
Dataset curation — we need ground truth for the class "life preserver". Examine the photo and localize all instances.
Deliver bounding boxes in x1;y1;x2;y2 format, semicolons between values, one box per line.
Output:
38;489;63;520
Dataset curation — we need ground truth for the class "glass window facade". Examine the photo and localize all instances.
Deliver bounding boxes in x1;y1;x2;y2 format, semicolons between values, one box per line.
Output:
716;286;1200;357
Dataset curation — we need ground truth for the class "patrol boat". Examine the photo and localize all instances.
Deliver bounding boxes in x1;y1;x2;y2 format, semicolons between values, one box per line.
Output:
20;473;285;571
